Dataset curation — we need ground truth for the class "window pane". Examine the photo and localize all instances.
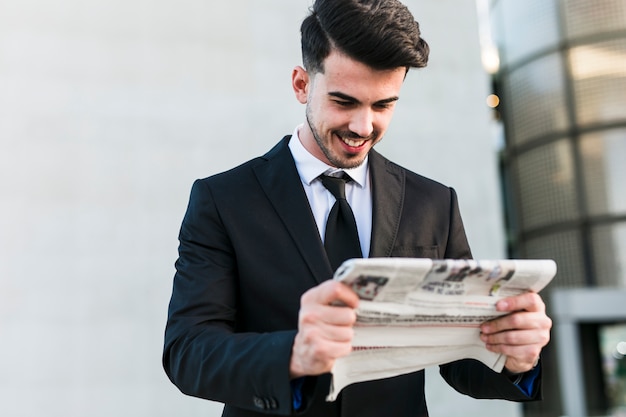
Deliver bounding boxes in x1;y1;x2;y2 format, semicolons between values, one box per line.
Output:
493;0;560;65
514;140;580;230
524;230;586;288
580;128;626;216
503;53;569;145
570;39;626;126
592;223;626;288
564;0;626;40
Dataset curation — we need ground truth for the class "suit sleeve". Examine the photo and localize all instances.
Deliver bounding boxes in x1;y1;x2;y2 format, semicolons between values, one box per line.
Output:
439;359;541;401
162;179;296;415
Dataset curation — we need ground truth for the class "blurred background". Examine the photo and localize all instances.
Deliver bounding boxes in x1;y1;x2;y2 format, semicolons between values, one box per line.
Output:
0;0;624;416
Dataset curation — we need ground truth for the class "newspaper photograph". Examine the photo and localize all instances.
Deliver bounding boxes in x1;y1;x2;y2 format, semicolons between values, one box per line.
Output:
326;258;557;401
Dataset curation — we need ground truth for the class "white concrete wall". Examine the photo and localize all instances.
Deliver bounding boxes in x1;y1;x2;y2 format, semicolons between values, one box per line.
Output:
0;1;514;416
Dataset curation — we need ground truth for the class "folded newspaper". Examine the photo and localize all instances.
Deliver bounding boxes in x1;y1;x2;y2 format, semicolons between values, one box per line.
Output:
326;257;557;401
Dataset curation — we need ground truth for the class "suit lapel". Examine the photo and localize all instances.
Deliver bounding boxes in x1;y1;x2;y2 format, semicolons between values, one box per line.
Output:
252;139;405;282
253;136;334;284
368;150;405;258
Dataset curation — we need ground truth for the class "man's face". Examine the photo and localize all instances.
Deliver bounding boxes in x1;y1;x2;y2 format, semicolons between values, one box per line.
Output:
294;50;406;168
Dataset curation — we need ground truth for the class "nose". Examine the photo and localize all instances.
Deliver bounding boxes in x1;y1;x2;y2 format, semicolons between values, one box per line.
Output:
348;109;374;138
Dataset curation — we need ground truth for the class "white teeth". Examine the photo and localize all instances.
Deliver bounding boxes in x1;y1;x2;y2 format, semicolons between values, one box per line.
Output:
341;137;366;147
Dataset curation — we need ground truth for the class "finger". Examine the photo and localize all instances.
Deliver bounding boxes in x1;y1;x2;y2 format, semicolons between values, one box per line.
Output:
480;328;550;347
294;316;355;346
302;280;360;308
319;304;358;326
299;302;357;327
496;292;545;313
481;311;552;335
316;321;355;343
298;300;357;345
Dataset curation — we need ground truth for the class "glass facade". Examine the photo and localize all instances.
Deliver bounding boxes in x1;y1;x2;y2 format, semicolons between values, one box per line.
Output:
490;0;626;415
494;0;626;287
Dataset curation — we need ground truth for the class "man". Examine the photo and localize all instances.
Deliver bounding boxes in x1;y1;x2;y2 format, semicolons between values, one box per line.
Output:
163;1;552;416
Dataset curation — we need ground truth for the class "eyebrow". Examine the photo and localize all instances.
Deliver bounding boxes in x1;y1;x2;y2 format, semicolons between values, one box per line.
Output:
328;91;399;106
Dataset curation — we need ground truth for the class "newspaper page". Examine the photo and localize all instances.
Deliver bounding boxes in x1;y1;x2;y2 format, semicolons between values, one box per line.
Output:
327;258;557;401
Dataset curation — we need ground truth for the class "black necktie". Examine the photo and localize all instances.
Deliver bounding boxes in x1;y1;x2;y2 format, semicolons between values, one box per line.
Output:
320;174;362;271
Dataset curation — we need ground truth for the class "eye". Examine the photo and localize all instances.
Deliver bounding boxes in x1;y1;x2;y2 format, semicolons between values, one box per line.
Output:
374;101;395;110
333;100;353;107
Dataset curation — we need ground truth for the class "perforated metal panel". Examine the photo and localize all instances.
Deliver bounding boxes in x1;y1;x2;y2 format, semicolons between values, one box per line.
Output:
493;0;560;65
524;230;586;288
570;39;626;126
563;0;626;40
503;53;569;145
591;223;626;287
514;139;580;230
580;128;626;216
494;0;626;294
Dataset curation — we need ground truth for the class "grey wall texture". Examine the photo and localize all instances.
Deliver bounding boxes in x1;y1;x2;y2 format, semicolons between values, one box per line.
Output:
0;1;516;416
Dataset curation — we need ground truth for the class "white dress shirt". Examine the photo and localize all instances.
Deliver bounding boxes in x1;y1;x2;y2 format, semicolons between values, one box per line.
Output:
288;125;372;259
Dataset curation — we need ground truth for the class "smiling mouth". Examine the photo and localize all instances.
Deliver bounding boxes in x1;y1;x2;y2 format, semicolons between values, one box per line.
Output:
337;133;367;148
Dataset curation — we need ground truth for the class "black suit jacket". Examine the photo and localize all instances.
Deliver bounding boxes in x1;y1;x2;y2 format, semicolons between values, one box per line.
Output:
163;136;540;416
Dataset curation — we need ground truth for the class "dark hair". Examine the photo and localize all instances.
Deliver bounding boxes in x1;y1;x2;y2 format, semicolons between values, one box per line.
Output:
300;0;430;73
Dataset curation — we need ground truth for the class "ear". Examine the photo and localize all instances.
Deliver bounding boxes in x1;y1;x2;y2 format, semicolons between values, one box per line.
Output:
292;66;310;104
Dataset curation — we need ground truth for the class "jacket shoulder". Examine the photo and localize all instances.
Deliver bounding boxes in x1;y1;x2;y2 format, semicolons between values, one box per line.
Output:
370;150;454;195
195;135;292;187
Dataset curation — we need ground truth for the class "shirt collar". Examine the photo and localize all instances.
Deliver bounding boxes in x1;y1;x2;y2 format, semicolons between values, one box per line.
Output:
289;124;369;188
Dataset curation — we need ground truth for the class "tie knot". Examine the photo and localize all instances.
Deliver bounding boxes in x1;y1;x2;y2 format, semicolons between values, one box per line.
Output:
320;174;350;200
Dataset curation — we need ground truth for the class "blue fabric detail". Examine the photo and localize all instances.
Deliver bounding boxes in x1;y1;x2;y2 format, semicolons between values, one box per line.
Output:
291;377;305;411
515;364;541;397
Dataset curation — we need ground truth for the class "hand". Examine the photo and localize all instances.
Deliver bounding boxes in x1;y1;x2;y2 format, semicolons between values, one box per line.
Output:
289;280;360;379
480;292;552;374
